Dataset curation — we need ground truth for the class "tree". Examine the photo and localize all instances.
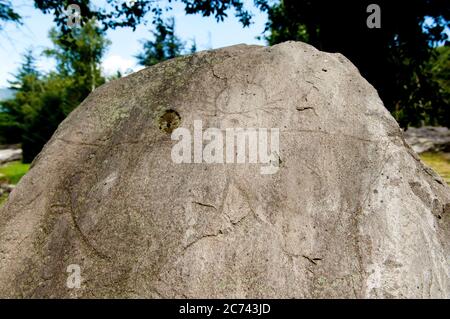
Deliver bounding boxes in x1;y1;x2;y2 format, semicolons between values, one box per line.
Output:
45;18;110;100
32;0;254;32
431;45;450;95
0;19;110;162
428;44;450;127
260;0;449;127
136;18;188;67
0;0;21;30
20;74;72;162
0;49;42;146
27;0;449;127
3;1;448;129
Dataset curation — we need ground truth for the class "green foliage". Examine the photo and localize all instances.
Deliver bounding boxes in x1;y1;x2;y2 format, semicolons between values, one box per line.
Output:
136;18;194;67
431;45;450;92
45;19;110;97
0;19;109;162
428;45;450;127
0;0;21;30
32;0;254;31
0;50;43;146
420;152;450;185
0;161;30;184
0;113;21;144
260;0;450;128
106;70;123;82
20;74;74;162
1;0;448;165
30;0;447;128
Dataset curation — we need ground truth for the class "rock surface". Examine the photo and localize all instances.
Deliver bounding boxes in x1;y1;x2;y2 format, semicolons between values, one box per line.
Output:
0;146;22;165
0;42;449;298
404;126;450;154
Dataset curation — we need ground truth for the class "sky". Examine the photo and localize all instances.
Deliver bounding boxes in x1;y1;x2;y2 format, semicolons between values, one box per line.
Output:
0;0;268;87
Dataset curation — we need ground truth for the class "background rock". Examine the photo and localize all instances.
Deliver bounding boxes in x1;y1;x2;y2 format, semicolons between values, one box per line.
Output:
0;145;22;165
0;184;15;196
0;42;449;298
404;126;450;154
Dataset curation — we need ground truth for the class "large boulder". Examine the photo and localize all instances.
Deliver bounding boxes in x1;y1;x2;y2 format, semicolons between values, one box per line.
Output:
0;42;449;298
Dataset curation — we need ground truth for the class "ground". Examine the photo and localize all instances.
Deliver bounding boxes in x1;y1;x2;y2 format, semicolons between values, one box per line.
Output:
0;161;30;205
420;152;450;185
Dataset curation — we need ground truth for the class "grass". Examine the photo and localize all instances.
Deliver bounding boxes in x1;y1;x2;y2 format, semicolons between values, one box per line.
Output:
0;193;8;206
420;152;450;185
0;161;30;206
0;161;30;185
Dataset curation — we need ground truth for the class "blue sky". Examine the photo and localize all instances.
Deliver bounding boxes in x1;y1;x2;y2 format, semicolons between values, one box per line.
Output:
0;0;267;87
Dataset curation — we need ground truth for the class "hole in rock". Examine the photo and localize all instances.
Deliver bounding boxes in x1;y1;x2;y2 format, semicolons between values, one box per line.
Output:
158;109;181;134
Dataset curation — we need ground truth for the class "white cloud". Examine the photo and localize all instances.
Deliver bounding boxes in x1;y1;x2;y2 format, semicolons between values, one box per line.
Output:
36;58;56;74
102;55;143;76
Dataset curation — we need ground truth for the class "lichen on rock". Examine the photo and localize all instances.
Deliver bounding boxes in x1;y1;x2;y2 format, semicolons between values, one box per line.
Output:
0;41;449;298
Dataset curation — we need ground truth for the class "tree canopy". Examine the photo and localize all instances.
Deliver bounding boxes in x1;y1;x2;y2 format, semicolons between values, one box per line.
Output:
0;0;21;30
27;0;448;126
32;0;256;31
0;19;109;162
136;17;195;67
260;0;449;127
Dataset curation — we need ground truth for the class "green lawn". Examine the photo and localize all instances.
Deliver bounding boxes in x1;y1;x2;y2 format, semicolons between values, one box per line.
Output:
0;161;30;206
0;161;30;184
420;152;450;185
